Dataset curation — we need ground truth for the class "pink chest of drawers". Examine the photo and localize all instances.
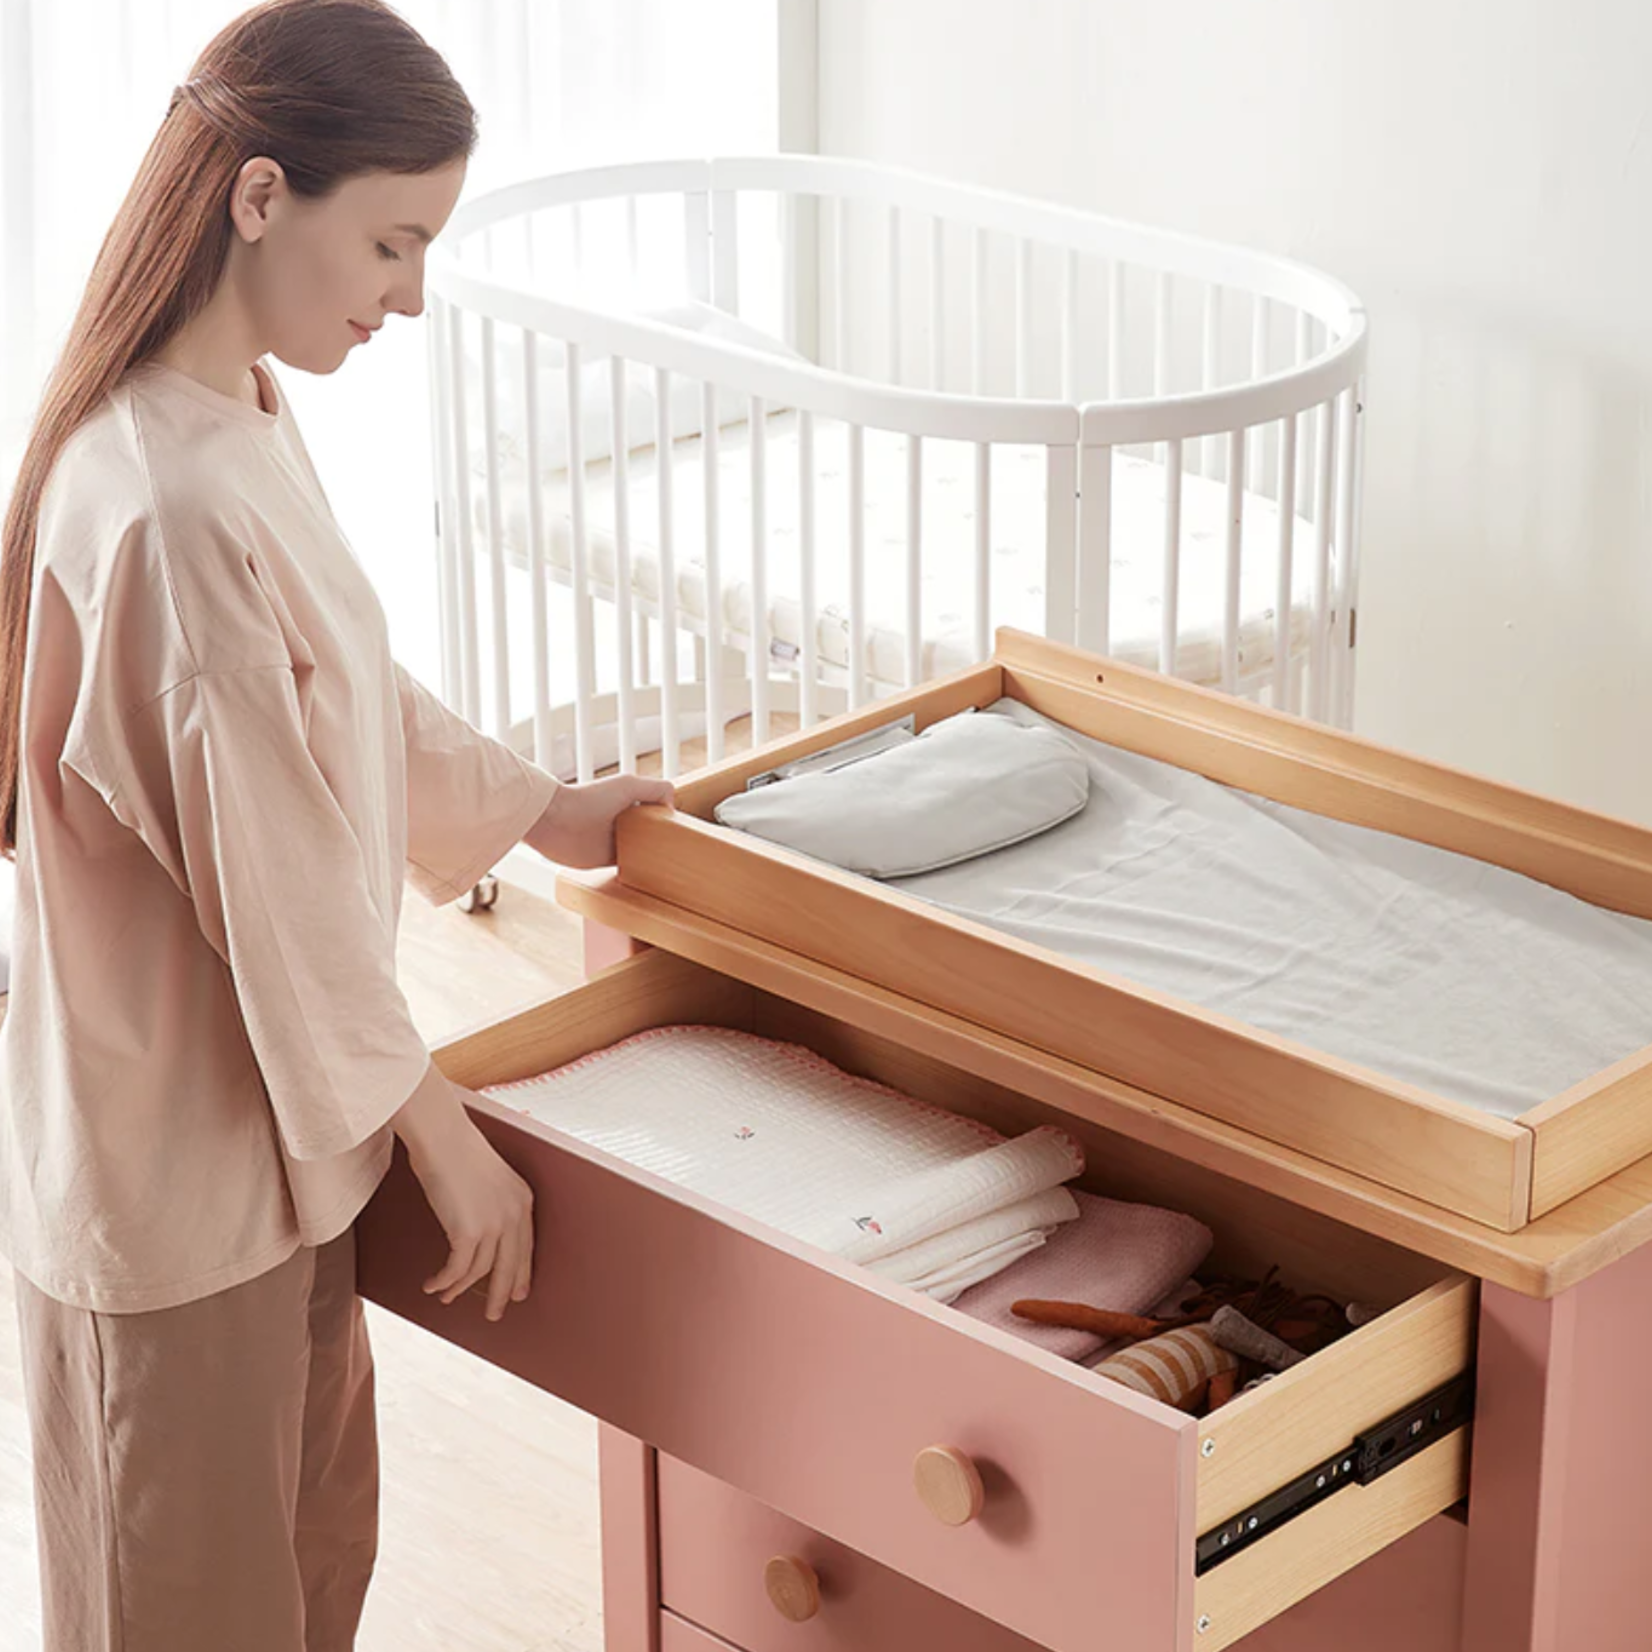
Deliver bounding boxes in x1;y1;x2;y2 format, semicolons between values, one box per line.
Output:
355;899;1652;1651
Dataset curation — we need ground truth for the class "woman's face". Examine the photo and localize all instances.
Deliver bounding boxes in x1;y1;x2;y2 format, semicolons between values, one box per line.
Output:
226;158;467;373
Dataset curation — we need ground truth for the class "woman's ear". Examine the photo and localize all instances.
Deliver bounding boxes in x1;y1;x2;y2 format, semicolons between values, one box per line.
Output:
228;157;286;245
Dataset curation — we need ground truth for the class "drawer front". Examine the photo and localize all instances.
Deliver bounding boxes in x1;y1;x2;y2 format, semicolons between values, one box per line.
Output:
659;1612;741;1652
356;949;1475;1652
657;1452;1043;1652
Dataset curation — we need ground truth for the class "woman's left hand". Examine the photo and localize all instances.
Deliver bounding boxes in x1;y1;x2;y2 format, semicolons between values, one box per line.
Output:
524;774;675;869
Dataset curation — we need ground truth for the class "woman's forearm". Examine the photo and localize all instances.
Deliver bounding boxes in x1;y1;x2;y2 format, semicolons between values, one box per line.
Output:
390;1056;469;1164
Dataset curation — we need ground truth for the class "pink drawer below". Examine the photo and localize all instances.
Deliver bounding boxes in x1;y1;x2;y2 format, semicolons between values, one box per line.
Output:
654;1451;1468;1652
659;1612;740;1652
657;1451;1043;1652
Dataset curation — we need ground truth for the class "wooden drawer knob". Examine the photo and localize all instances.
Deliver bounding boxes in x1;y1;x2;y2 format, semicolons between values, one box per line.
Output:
913;1444;985;1525
764;1554;821;1622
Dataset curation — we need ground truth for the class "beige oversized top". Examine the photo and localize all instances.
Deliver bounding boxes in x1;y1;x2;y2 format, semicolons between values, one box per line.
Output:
0;357;560;1313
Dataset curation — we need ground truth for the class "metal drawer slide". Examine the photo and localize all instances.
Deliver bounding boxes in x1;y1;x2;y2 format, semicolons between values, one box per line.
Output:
1194;1370;1475;1575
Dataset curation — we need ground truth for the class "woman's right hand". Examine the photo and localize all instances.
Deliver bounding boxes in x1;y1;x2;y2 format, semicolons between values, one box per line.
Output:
390;1061;535;1322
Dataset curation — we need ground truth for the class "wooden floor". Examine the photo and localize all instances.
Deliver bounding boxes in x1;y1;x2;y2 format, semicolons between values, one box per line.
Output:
1;880;609;1652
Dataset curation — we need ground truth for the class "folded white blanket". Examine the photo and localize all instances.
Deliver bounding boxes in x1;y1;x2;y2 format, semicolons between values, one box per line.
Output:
484;1025;1084;1300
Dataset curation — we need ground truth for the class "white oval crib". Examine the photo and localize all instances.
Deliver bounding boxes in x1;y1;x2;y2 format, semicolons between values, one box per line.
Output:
426;155;1367;783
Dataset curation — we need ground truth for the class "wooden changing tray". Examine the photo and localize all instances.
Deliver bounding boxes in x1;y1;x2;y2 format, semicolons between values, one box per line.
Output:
584;630;1652;1234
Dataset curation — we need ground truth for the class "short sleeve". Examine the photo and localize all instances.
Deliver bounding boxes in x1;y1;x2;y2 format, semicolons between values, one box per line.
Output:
121;666;434;1161
394;662;561;905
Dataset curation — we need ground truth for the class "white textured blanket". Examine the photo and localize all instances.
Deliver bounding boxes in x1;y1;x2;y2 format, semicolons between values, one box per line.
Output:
485;1025;1084;1301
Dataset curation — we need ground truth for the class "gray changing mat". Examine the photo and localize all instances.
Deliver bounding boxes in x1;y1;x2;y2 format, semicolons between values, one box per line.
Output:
885;699;1652;1120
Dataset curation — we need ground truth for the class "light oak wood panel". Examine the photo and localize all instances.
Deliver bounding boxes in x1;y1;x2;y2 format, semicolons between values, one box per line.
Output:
1522;1053;1652;1219
1194;1432;1471;1652
1195;1276;1476;1530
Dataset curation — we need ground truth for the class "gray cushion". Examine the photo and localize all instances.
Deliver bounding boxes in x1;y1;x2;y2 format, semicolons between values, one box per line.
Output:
713;707;1090;879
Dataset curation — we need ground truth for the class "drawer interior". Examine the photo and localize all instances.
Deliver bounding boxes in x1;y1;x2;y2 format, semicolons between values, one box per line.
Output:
363;947;1476;1652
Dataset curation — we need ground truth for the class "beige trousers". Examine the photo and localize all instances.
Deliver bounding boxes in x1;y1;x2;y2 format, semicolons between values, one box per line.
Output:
13;1227;378;1652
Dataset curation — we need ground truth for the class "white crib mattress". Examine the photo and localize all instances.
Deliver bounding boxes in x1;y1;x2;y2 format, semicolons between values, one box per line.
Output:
484;1025;1085;1301
877;700;1652;1121
469;409;1318;691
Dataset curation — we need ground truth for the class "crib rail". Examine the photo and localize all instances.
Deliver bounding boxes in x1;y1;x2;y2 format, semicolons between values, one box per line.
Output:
427;156;1367;784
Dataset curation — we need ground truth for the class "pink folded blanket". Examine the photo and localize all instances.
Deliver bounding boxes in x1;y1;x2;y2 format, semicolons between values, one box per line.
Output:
949;1189;1214;1362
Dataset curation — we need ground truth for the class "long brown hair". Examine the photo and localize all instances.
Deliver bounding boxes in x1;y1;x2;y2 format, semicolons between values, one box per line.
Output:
0;0;477;855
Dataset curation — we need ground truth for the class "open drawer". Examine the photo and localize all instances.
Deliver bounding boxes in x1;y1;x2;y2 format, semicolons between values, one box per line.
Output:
356;947;1476;1652
590;628;1652;1234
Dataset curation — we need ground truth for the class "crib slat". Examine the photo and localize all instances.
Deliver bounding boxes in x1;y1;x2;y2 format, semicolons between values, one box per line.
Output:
1061;247;1079;404
446;306;480;727
522;329;552;769
703;381;725;761
1333;380;1361;730
1249;295;1269;493
1045;444;1078;647
1077;441;1113;654
832;194;848;372
1310;391;1339;725
749;395;770;744
713;188;739;314
565;340;594;780
1015;238;1033;399
782;193;799;357
906;433;923;686
974;442;992;662
656;367;681;778
799;409;818;727
1202;283;1223;480
1273;409;1299;713
1160;435;1183;676
848;420;867;709
1223;426;1245;695
1340;373;1368;730
610;355;637;772
428;299;460;709
972;225;988;395
888;204;902;385
1107;259;1125;402
684;189;710;304
1294;309;1313;518
929;215;945;391
479;317;511;741
1154;271;1173;400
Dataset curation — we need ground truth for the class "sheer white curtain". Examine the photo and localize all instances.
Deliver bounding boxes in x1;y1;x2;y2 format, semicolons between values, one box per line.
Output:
0;0;780;683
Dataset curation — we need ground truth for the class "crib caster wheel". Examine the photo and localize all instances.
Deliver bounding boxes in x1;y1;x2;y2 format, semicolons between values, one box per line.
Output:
457;875;499;915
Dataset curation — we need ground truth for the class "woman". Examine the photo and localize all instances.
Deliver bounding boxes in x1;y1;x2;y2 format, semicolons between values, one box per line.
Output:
0;3;670;1647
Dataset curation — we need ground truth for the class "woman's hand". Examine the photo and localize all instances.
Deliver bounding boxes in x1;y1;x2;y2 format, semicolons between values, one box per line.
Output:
525;773;675;869
391;1061;534;1322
